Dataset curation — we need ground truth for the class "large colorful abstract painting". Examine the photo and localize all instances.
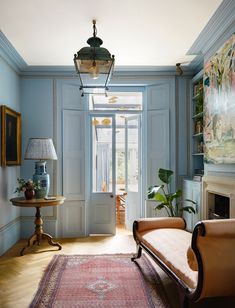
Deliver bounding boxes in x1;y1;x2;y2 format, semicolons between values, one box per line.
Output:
204;33;235;163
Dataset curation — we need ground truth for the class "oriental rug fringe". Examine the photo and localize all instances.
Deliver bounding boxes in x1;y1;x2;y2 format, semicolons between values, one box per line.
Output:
30;254;170;308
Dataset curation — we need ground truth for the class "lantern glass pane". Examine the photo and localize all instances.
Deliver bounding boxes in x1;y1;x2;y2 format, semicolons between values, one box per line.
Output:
75;59;113;74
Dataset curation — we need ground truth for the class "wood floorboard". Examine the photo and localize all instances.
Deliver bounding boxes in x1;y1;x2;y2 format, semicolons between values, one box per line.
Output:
0;228;138;308
2;226;233;308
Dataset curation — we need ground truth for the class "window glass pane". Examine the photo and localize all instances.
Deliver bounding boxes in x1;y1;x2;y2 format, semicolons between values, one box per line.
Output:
115;114;126;192
89;92;142;111
127;118;139;192
92;116;113;192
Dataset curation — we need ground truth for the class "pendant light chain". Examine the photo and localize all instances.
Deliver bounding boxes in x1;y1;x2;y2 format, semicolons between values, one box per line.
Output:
92;20;97;64
93;20;97;38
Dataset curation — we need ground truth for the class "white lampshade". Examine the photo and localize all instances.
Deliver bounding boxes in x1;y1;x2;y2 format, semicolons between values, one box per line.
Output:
25;138;57;160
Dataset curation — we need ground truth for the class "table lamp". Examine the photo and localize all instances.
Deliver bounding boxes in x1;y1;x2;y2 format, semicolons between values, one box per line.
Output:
24;138;57;198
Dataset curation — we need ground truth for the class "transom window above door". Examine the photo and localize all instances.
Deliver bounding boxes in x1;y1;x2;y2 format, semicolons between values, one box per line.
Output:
89;92;142;111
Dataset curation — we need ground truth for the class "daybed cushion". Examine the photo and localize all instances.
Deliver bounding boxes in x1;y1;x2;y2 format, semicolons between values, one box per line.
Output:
138;228;198;289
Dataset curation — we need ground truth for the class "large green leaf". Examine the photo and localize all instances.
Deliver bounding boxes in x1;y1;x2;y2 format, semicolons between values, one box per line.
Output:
168;189;182;202
184;198;197;205
155;203;166;210
153;192;167;203
147;186;161;199
158;168;173;184
180;206;196;214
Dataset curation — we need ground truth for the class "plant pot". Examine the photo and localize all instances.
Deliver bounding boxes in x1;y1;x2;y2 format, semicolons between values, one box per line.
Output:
24;189;35;200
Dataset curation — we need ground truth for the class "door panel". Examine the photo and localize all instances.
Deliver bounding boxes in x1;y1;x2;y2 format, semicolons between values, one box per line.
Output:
59;201;85;237
89;115;116;235
63;110;85;200
147;83;170;110
147;109;170;187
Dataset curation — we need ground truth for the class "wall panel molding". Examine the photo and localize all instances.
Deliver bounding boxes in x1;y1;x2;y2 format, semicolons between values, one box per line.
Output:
0;217;20;256
0;216;20;232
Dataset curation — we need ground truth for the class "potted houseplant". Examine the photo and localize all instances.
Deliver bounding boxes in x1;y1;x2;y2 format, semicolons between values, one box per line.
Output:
147;168;196;217
15;178;41;200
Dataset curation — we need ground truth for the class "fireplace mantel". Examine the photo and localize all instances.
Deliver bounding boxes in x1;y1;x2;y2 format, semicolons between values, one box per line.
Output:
202;176;235;219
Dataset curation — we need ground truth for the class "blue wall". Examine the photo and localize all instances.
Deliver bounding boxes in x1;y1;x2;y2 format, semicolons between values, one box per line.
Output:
0;56;21;255
20;78;56;238
20;78;54;181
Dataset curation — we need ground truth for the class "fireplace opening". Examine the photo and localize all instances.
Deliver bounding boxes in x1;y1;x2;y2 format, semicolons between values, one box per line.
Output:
208;193;230;219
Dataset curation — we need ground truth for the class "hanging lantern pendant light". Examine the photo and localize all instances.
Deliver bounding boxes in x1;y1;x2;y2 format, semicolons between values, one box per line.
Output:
74;20;115;96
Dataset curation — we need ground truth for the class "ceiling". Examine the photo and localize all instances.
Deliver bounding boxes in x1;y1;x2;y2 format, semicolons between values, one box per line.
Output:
0;0;223;67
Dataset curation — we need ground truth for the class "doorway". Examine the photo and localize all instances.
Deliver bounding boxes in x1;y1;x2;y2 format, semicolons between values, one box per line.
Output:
88;92;143;235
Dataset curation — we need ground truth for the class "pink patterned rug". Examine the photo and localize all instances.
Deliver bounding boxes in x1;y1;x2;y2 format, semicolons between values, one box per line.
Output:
30;254;169;308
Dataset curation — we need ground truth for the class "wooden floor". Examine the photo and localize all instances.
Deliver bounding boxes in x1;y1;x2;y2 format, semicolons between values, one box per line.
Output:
1;226;234;308
0;227;143;308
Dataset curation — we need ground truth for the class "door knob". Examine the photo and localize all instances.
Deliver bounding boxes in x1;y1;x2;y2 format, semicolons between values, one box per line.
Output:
110;194;114;198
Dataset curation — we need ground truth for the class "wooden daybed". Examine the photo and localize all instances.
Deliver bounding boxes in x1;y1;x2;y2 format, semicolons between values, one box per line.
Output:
131;217;235;307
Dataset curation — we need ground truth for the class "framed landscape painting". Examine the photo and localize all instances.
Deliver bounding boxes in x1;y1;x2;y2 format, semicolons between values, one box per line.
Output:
1;105;21;166
204;33;235;163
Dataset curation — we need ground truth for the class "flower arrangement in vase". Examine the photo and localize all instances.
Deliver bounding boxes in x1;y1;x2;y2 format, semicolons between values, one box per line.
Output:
15;178;41;200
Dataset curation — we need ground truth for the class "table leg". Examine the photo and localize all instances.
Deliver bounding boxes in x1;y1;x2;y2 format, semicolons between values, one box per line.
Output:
34;207;43;245
42;233;62;250
20;206;62;255
20;233;38;256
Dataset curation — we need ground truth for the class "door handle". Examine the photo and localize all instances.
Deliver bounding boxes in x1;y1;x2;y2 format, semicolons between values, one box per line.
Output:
110;194;114;198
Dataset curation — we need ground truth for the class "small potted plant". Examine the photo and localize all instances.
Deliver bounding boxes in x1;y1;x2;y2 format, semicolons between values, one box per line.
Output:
147;168;196;217
15;178;41;200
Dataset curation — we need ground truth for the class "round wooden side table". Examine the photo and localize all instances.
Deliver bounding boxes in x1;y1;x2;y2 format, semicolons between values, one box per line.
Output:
10;196;65;256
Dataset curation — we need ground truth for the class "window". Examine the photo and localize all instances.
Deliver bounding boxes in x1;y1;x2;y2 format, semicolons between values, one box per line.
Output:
89;92;142;111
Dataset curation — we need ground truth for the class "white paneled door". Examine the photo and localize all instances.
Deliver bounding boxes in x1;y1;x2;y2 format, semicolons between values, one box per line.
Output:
88;115;116;235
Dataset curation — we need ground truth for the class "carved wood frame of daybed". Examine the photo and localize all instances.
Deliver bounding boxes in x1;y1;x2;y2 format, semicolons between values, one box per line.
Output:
131;217;235;308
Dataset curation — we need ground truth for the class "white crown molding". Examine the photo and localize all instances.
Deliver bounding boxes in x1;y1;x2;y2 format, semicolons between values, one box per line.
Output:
0;31;27;73
114;65;192;72
19;65;194;78
187;0;235;57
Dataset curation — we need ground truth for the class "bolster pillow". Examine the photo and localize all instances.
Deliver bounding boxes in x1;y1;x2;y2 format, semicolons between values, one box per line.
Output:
187;247;198;271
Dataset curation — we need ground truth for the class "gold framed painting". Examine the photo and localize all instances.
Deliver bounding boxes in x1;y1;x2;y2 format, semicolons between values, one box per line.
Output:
1;105;21;166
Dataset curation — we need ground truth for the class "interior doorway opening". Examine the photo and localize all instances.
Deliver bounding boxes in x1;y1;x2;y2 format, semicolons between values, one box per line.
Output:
89;92;142;234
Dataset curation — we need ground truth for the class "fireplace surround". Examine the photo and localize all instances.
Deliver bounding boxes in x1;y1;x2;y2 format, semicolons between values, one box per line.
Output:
202;176;235;219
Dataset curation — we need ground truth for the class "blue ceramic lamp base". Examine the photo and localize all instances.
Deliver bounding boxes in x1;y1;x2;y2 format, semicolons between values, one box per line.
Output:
33;161;50;198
